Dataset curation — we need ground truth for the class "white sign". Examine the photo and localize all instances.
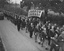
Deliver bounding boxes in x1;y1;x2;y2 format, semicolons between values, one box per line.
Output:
28;9;44;17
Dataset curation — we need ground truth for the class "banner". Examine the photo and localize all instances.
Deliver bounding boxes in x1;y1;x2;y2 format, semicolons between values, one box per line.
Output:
28;9;44;17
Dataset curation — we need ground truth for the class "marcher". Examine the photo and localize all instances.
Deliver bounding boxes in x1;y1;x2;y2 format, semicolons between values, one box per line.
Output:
34;21;42;43
28;22;34;38
50;34;60;51
40;27;47;47
46;25;51;46
34;23;40;42
33;18;39;35
50;26;61;51
58;31;64;51
22;19;26;29
17;17;22;31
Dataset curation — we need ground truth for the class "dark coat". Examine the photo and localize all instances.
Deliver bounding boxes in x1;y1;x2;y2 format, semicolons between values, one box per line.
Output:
28;23;34;32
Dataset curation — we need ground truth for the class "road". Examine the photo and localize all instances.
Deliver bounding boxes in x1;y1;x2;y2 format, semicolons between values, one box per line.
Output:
0;20;50;51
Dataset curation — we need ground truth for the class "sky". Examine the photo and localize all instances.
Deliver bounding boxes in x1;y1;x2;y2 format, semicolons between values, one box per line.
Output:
10;0;22;4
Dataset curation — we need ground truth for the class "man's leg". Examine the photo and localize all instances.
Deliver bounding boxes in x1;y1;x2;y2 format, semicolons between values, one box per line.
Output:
50;43;54;51
48;37;51;45
17;25;19;31
18;25;20;31
30;31;33;38
54;45;60;51
61;44;64;51
35;32;38;42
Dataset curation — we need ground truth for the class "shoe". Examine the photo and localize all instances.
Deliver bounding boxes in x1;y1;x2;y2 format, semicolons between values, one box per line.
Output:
38;42;41;44
30;37;32;38
45;48;48;50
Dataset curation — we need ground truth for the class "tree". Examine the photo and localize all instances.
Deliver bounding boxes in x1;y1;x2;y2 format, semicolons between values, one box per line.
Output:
0;0;8;8
20;0;64;13
49;0;64;13
20;0;50;11
20;0;32;11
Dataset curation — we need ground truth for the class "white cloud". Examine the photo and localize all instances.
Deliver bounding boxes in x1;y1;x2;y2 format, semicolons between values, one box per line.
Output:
10;0;22;4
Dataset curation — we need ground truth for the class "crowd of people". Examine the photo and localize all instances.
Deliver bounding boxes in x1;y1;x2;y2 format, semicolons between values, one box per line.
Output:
11;14;64;51
0;10;64;51
21;17;64;51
